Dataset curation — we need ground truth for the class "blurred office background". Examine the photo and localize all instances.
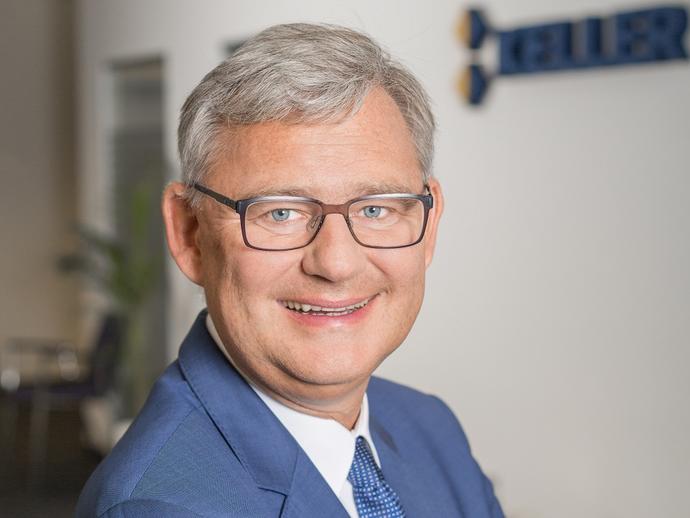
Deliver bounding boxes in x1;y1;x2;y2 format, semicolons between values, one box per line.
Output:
1;0;688;516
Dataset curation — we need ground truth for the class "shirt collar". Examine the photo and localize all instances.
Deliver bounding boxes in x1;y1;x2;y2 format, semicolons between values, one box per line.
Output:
205;313;379;497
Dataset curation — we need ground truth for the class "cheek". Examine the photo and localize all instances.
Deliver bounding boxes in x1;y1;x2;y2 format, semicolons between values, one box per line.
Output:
372;247;426;287
206;246;297;352
214;245;302;318
372;249;427;317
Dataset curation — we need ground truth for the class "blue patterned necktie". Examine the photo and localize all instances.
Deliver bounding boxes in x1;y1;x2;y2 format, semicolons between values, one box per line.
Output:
348;436;406;518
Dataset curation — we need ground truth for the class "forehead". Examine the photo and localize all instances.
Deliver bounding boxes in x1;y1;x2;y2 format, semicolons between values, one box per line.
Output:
209;88;423;200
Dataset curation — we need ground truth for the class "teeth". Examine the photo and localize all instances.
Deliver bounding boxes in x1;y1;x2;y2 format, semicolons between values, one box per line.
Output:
282;297;371;314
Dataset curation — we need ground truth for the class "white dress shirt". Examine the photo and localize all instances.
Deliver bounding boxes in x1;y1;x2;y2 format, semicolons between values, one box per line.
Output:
206;314;381;517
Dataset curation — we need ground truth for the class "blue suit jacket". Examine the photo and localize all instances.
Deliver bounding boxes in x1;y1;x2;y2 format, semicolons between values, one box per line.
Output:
77;311;504;517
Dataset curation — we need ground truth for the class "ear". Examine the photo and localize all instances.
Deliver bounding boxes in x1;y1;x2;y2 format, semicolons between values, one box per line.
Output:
162;182;204;285
423;177;444;268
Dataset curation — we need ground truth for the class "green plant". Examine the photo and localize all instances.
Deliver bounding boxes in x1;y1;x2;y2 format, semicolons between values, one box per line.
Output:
58;182;160;416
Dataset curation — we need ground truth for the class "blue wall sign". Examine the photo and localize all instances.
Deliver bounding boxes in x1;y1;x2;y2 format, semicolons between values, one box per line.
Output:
458;5;688;105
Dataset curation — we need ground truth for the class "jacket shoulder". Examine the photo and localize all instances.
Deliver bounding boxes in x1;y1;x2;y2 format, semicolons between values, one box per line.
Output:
76;362;209;517
95;499;203;517
367;376;505;518
77;360;276;518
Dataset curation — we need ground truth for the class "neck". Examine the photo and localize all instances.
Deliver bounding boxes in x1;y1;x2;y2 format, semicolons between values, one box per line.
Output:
252;376;367;429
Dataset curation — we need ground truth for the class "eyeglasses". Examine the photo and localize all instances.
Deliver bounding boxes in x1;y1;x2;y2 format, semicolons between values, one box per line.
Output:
192;183;434;251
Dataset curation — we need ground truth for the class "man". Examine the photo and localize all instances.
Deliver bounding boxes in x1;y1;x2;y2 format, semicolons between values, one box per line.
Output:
77;23;504;517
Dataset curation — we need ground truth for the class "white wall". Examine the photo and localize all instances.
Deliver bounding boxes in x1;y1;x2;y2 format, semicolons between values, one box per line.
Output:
76;1;690;516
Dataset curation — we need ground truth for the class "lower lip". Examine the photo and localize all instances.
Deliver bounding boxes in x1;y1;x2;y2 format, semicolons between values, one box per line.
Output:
281;296;378;328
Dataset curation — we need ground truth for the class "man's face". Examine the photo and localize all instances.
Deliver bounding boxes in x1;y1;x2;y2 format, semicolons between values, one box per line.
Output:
169;88;443;406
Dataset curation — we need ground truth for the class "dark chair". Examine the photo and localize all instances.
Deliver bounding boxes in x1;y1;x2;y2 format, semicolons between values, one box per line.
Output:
0;313;123;486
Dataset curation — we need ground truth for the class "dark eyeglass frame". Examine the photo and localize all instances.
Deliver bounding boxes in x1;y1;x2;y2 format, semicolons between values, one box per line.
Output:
192;182;434;251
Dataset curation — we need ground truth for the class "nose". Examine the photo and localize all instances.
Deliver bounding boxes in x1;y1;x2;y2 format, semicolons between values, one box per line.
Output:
301;213;367;282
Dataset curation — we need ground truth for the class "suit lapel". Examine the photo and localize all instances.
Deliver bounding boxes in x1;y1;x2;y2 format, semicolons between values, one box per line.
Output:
178;311;347;516
369;410;464;518
178;312;297;494
280;451;349;518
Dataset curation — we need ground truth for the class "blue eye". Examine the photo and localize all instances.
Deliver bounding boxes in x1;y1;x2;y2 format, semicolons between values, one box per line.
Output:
363;206;382;218
271;209;291;221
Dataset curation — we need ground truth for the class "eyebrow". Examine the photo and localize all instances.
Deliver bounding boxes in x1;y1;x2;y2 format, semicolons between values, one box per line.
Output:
243;180;423;199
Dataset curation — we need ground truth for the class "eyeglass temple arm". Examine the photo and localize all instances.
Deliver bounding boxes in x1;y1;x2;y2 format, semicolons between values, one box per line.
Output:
193;183;238;212
423;184;434;208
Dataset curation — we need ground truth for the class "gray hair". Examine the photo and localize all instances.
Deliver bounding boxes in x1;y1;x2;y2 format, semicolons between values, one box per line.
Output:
178;23;435;206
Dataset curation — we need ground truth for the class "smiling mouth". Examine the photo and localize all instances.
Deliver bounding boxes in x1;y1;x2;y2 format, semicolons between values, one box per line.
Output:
280;297;372;316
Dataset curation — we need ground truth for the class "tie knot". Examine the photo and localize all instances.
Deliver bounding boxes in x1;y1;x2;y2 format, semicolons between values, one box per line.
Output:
348;436;385;488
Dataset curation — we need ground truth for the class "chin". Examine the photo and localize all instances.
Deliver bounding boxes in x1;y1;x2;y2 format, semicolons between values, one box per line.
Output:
287;343;392;386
